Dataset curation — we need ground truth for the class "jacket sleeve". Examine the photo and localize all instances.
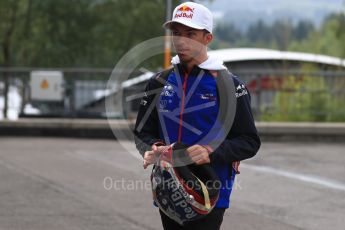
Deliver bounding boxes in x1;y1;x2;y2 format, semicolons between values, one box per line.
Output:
134;76;165;157
210;77;261;164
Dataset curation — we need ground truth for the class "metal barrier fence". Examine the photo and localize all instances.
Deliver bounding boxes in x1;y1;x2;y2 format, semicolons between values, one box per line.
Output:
0;68;114;119
1;68;345;121
236;70;345;122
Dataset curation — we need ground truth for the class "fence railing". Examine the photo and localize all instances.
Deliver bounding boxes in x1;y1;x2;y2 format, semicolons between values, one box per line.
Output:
1;67;345;121
235;70;345;122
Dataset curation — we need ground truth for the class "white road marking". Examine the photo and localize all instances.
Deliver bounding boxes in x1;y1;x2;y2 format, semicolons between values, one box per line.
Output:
242;163;345;192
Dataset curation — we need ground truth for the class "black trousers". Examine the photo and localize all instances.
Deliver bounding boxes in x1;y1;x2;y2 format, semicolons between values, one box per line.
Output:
159;208;226;230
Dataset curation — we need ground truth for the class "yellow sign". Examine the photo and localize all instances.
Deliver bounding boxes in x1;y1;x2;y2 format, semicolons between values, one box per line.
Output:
40;79;49;89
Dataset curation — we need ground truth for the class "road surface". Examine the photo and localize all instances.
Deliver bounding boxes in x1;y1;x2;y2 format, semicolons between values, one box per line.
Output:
0;137;344;230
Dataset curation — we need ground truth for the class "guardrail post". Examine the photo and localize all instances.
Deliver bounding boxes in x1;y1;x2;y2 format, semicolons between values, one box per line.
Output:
256;73;262;121
3;71;9;119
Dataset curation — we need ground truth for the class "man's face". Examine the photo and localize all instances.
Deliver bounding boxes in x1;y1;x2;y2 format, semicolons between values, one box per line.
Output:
171;23;212;64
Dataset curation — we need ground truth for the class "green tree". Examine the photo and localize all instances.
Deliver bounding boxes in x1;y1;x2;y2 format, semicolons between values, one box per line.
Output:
288;13;345;59
272;19;294;50
0;0;177;68
214;23;242;44
246;20;272;44
293;20;315;41
0;0;29;67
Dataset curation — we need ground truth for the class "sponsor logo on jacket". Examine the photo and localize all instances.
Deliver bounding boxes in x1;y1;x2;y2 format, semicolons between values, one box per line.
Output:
235;84;248;98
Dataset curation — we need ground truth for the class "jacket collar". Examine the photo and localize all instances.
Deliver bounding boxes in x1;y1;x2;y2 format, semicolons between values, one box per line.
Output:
171;54;227;71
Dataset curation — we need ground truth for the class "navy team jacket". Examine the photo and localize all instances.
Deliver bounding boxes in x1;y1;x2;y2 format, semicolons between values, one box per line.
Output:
134;64;260;208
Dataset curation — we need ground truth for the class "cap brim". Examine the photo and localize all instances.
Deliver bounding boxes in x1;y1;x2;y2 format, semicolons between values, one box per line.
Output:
163;19;205;31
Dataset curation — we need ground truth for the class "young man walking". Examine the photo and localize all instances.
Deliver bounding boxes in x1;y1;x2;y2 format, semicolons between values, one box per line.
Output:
134;2;260;229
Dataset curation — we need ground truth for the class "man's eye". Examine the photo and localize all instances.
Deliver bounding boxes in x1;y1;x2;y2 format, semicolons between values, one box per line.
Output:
172;31;180;36
188;32;196;37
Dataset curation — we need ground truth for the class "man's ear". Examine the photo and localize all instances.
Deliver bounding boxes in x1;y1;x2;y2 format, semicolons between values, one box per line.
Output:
205;33;213;44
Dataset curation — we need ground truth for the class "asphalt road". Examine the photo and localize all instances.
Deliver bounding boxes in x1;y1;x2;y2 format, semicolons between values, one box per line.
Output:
0;137;344;230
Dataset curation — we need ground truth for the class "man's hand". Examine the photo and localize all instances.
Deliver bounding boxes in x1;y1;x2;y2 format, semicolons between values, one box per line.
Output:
186;145;211;165
143;145;168;169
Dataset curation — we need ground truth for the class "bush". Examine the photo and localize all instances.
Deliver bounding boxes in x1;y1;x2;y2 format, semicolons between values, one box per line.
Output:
261;68;345;122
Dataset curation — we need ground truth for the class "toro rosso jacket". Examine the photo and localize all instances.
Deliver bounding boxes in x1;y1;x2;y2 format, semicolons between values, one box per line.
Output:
134;55;260;208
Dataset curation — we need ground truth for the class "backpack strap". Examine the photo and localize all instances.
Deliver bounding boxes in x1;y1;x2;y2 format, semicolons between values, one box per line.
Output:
153;67;174;89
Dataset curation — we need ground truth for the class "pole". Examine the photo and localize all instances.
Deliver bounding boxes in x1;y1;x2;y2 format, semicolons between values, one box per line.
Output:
164;0;172;69
3;71;9;119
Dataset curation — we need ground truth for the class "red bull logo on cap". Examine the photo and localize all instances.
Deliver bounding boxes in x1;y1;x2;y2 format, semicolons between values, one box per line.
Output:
174;5;194;19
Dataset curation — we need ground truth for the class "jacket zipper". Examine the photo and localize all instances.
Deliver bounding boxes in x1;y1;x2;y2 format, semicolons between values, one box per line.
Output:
178;72;188;142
